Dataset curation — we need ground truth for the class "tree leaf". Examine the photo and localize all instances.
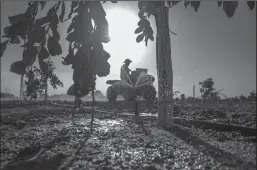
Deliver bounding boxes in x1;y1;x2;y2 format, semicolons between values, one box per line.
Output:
223;1;238;18
27;70;35;82
49;73;64;89
31;2;39;17
4;26;10;35
138;19;150;27
8;14;26;25
47;6;56;18
217;1;223;7
183;1;190;8
38;46;50;60
143;26;153;37
23;46;38;66
1;40;9;58
2;35;11;39
191;1;201;12
10;60;27;75
66;32;77;43
51;13;59;25
10;36;20;44
167;1;180;7
95;61;110;77
50;24;60;41
89;2;106;24
149;34;154;41
38;59;48;73
59;2;65;22
8;22;28;38
35;17;51;26
138;11;145;19
136;34;144;43
102;50;111;61
134;27;144;34
68;1;79;19
247;1;255;10
47;36;62;56
28;24;45;43
67;24;74;33
40;1;46;10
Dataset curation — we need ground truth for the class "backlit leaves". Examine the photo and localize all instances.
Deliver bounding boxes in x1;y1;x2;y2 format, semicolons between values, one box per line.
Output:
190;1;201;12
39;59;49;73
90;2;110;43
47;36;62;56
222;1;238;18
28;24;45;43
7;22;28;39
4;26;10;35
8;14;28;25
62;43;74;65
95;61;110;77
51;13;60;25
167;1;180;8
134;26;144;34
67;23;74;33
217;1;223;7
50;25;60;41
49;73;64;89
135;17;154;45
138;2;155;18
217;1;255;17
38;46;50;60
35;17;51;26
23;46;38;65
94;50;111;77
39;1;46;10
247;1;255;10
27;70;35;82
167;1;201;12
183;1;190;8
10;61;27;75
68;1;79;19
10;36;20;44
59;2;66;22
136;34;144;43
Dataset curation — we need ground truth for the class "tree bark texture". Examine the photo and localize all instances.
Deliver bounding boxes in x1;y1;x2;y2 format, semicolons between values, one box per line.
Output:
155;5;174;127
44;79;48;101
20;75;24;99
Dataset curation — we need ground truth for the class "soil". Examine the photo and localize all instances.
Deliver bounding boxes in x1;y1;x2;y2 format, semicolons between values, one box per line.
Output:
0;100;256;170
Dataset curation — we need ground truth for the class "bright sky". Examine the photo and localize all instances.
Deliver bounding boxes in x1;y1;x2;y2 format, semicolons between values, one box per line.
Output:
1;1;256;98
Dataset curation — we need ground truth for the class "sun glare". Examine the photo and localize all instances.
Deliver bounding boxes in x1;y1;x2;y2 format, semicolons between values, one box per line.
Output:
103;8;146;77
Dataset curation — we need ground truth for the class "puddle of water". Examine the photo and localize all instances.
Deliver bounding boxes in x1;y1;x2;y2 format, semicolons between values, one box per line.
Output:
140;113;158;117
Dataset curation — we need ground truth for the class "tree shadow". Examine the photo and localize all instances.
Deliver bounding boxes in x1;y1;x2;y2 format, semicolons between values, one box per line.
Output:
60;133;92;170
166;125;256;169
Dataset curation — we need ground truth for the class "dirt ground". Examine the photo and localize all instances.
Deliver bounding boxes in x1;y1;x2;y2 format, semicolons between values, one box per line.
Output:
0;100;256;170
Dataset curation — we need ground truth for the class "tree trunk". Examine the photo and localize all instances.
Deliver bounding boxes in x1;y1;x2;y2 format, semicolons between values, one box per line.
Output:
44;62;50;101
20;74;24;99
44;77;48;101
155;4;174;128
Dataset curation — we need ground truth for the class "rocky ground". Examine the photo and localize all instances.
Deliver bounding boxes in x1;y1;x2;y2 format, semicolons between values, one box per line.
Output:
0;100;256;170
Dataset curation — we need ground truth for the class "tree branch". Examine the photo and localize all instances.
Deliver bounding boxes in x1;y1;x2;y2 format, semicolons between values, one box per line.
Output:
169;29;177;35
